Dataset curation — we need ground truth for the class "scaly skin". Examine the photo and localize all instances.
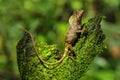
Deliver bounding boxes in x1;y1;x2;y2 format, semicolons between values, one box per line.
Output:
20;10;85;66
65;10;84;51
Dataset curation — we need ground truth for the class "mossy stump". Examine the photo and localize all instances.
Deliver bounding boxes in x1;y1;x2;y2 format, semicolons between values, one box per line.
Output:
16;16;105;80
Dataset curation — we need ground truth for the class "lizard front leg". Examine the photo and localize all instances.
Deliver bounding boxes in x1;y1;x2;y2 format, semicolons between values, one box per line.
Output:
76;29;85;33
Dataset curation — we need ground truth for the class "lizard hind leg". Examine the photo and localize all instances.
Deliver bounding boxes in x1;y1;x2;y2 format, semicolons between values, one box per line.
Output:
68;51;76;63
66;43;76;63
66;43;74;51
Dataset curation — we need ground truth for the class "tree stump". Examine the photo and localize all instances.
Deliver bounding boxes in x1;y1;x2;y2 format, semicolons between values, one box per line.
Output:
16;16;105;80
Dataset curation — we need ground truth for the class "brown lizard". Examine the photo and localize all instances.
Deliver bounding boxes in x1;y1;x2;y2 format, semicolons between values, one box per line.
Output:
20;10;85;66
65;10;84;51
64;10;85;61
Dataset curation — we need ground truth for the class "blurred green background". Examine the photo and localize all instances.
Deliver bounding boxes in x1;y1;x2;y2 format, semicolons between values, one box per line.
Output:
0;0;120;80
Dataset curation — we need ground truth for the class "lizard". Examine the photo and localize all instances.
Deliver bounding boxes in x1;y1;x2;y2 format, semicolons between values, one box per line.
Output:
64;10;85;61
20;10;85;66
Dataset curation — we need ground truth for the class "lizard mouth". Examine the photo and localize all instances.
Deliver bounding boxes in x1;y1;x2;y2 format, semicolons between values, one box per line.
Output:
69;10;84;26
73;10;84;17
73;10;84;24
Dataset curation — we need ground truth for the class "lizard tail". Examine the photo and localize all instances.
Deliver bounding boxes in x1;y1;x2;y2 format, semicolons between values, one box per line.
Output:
43;47;69;65
21;28;69;66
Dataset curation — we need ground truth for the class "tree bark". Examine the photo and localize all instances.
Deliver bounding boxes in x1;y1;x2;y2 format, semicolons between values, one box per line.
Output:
16;16;105;80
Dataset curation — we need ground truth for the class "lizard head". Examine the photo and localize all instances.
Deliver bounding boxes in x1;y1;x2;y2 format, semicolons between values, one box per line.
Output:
69;10;84;26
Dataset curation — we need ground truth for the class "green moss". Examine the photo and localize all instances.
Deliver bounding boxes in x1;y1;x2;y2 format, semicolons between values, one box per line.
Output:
17;16;105;80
